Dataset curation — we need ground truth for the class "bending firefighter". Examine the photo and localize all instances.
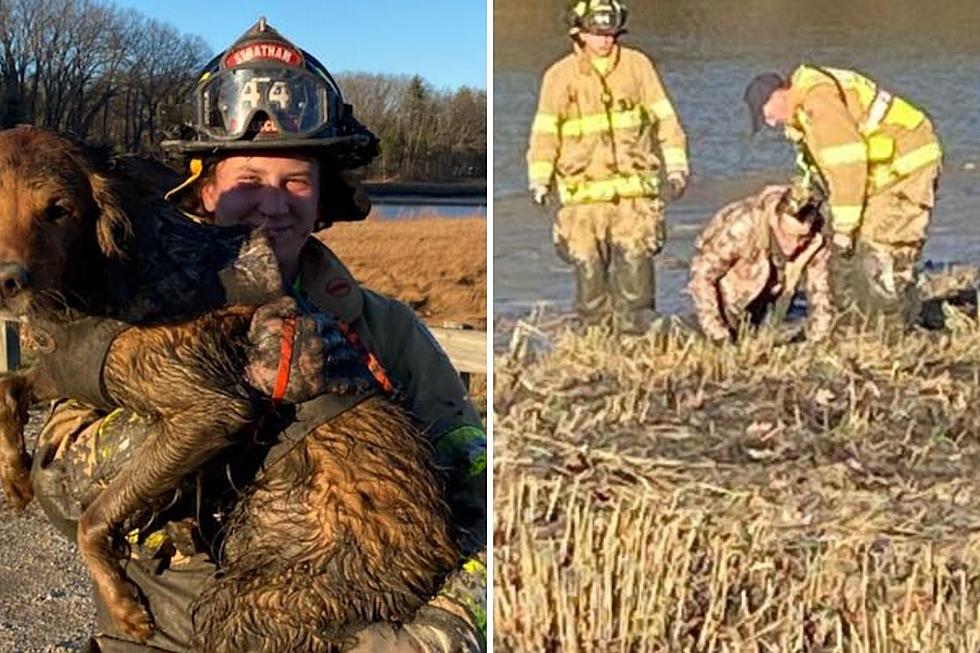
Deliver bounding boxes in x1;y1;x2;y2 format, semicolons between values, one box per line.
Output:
744;65;942;327
527;0;689;334
688;185;833;344
31;19;486;653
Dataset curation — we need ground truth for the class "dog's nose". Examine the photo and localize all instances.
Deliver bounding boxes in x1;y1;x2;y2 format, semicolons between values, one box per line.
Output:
0;263;30;298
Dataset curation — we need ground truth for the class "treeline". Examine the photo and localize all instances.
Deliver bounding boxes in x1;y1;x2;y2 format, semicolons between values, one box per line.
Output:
0;0;209;151
338;73;487;181
0;0;486;181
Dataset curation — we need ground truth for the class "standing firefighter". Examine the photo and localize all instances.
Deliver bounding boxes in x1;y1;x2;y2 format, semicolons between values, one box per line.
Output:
744;65;942;327
527;0;689;334
688;185;833;344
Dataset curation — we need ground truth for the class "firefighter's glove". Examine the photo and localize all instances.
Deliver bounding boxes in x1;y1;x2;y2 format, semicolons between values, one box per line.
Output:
831;231;855;258
530;184;550;206
245;296;374;404
667;172;687;201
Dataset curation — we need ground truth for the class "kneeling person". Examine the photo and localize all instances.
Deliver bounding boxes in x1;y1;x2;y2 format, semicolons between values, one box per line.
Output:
688;185;833;344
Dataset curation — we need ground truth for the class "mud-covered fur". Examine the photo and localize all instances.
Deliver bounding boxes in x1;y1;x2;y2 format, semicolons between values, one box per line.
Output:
0;126;460;651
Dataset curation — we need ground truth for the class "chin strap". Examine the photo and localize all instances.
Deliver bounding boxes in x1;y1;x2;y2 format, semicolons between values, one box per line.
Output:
163;158;204;202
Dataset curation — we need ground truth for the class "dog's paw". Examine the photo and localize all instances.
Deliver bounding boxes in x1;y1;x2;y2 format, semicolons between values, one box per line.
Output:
0;461;33;509
111;595;154;642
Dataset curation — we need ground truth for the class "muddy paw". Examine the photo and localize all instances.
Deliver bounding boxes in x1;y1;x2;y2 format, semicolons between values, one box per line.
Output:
0;462;33;509
111;595;154;642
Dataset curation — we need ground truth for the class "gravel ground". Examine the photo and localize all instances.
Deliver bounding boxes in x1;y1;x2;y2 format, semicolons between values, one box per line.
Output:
0;409;94;653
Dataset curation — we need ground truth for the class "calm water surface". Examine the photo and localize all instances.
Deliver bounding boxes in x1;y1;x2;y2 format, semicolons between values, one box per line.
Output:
494;0;980;320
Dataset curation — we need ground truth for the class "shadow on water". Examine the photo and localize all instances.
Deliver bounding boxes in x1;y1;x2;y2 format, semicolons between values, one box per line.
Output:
493;0;980;319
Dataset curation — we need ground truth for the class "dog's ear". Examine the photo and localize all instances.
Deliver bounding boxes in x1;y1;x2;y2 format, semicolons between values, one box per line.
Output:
88;171;132;260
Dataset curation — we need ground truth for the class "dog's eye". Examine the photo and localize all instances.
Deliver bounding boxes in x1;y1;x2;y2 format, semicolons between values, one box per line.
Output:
43;201;73;222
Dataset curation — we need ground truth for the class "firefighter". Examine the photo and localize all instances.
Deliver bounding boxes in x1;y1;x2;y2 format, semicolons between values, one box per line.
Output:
527;0;689;334
31;19;486;653
744;65;942;328
689;185;833;344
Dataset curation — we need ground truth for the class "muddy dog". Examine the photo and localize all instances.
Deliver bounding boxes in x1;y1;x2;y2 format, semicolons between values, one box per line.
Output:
0;126;461;651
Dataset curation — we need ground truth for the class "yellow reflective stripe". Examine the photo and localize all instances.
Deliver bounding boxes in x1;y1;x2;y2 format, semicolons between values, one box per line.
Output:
558;174;659;204
662;147;687;171
818;142;866;166
893;142;942;176
531;113;559;135
560;107;642;137
649;97;676;120
463;558;487;577
830;204;863;231
528;160;554;183
868;142;942;190
883;97;925;130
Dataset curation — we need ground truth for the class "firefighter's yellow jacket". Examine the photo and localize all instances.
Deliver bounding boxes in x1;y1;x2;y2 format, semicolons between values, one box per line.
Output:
527;44;688;205
784;65;941;236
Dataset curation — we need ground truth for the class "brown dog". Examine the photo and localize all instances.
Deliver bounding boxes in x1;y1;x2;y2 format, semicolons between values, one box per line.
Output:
0;126;460;651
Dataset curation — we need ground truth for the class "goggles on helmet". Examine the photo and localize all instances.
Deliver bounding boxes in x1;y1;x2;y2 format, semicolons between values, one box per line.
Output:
581;8;622;34
196;65;335;141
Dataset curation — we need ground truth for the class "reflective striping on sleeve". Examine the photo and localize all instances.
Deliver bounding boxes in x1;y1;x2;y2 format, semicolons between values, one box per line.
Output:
434;424;487;479
830;204;863;231
892;142;942;177
662;147;688;172
869;141;942;190
528;160;555;183
531;112;560;135
649;97;677;120
818;142;867;167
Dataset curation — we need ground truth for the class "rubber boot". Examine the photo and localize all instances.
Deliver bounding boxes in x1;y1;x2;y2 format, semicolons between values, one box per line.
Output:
611;249;655;336
572;261;610;328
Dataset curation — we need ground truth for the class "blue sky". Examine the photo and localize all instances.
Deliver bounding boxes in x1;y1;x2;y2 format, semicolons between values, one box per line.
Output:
113;0;487;90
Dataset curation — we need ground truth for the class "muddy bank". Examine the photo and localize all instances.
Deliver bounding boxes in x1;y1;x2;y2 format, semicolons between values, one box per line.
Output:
494;269;980;651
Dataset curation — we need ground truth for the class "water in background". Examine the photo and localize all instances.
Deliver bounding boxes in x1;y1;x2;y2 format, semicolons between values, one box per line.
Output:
494;0;980;320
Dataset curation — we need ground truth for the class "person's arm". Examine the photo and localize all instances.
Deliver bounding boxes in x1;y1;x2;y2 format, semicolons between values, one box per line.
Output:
688;218;744;343
801;86;868;238
358;291;487;645
638;55;689;179
527;64;565;194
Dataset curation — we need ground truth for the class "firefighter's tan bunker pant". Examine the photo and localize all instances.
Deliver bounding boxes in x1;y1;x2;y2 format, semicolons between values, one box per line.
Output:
553;197;664;332
553;197;665;264
833;163;939;327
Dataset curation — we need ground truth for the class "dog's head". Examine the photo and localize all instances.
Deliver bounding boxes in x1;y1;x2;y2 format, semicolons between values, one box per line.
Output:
0;126;131;314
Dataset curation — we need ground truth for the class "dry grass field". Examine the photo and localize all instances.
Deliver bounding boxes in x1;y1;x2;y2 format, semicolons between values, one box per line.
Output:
494;268;980;652
320;216;487;330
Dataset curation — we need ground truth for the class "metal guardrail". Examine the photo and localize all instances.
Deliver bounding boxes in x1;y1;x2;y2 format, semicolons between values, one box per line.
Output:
428;327;487;375
0;321;486;378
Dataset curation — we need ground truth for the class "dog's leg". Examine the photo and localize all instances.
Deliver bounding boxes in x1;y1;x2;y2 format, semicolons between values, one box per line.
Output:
77;314;256;642
0;372;32;508
77;398;254;641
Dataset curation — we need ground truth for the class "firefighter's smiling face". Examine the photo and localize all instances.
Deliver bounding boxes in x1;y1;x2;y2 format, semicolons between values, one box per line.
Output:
580;31;616;57
201;154;320;284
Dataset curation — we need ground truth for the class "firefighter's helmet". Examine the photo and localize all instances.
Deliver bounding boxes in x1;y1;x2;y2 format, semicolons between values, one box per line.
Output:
565;0;628;37
161;17;378;171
